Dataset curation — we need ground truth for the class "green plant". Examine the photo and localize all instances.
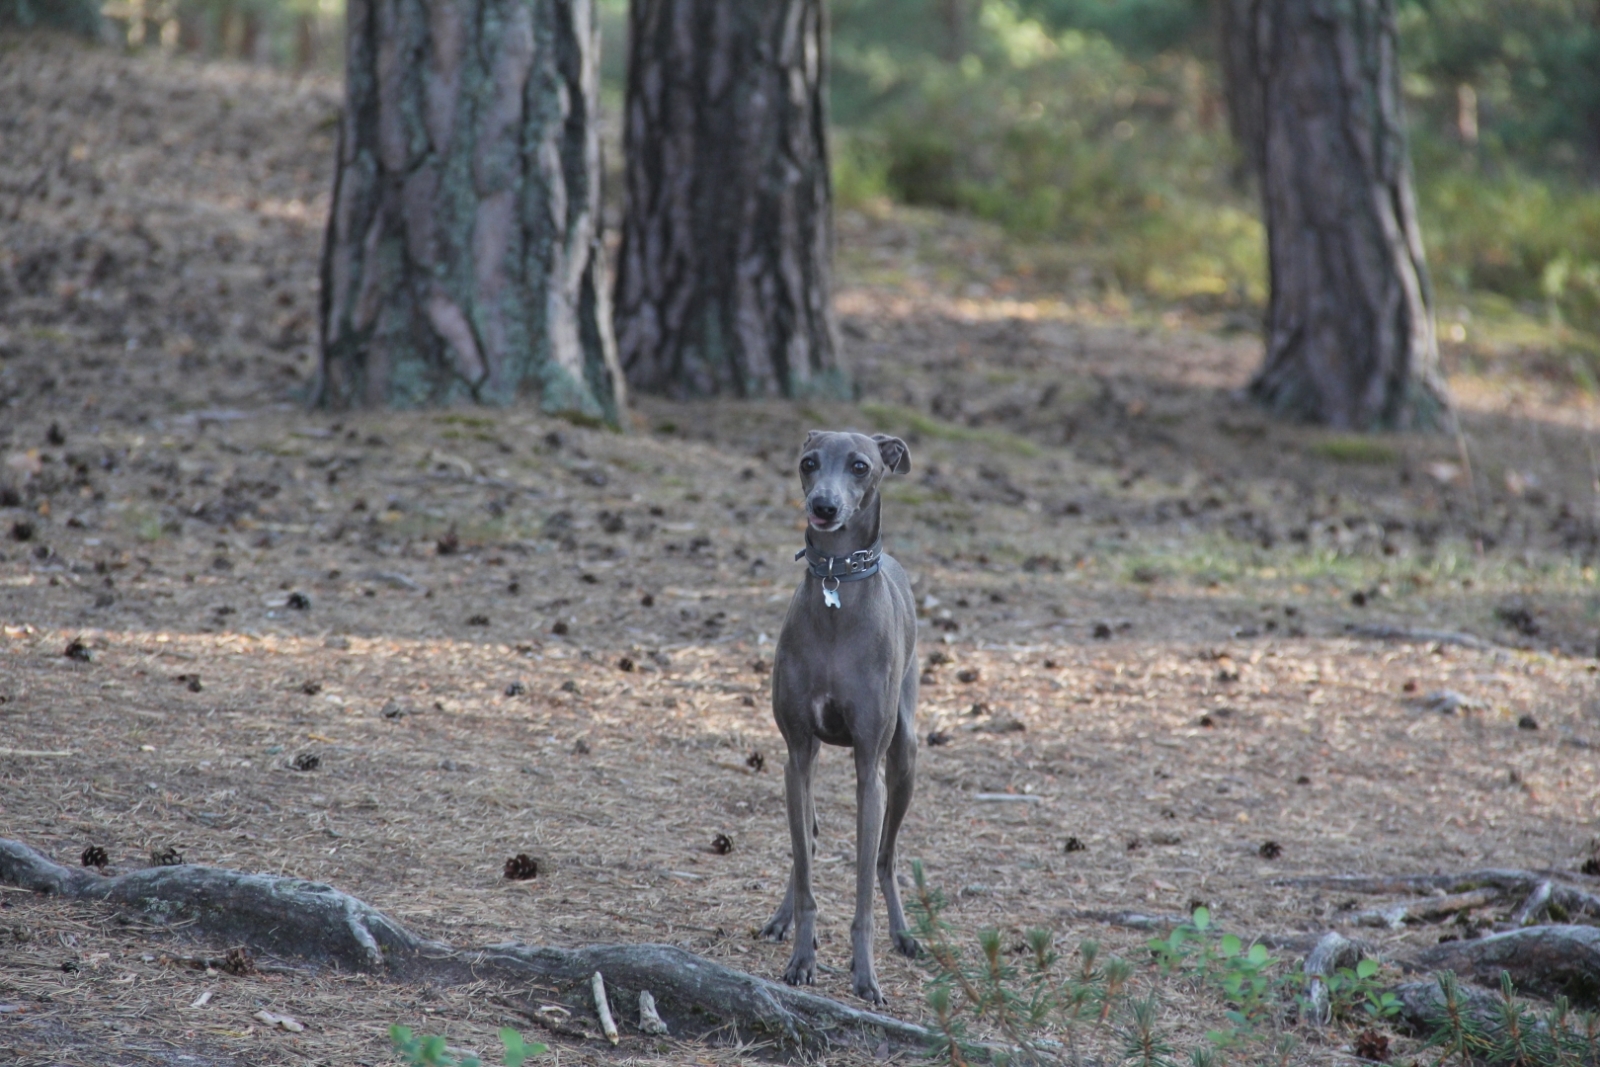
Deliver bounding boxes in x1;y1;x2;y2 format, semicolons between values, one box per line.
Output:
910;859;1142;1064
1211;936;1279;1035
1147;907;1286;1046
1419;970;1600;1067
1119;991;1177;1067
912;868;1293;1066
914;866;1600;1067
1424;970;1491;1064
1320;958;1402;1024
390;1025;546;1067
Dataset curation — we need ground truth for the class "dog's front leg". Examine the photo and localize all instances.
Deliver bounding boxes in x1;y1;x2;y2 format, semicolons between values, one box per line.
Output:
780;739;820;986
850;747;888;1004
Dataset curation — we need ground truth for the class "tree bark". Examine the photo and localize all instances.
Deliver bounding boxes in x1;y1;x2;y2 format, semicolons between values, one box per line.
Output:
1242;0;1448;430
613;0;843;400
317;0;625;423
1215;0;1262;190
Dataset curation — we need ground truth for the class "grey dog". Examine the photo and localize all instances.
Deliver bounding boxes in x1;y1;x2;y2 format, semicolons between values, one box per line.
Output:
759;430;919;1004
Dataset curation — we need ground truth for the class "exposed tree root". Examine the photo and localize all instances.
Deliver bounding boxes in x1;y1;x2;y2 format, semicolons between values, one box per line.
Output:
1344;623;1501;652
1413;926;1600;1007
0;836;434;971
1351;888;1500;929
1392;977;1505;1035
1273;869;1600;923
0;838;933;1055
1301;931;1367;1026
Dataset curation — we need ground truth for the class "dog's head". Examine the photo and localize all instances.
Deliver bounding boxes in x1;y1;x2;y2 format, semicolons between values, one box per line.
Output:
796;430;911;533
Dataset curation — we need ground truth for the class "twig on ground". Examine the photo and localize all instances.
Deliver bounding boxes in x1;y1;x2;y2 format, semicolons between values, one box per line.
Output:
1343;623;1498;651
638;990;670;1036
1058;908;1192;930
592;972;620;1046
1509;880;1554;927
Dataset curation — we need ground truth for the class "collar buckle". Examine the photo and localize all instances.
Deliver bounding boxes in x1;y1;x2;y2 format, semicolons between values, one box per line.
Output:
844;549;875;573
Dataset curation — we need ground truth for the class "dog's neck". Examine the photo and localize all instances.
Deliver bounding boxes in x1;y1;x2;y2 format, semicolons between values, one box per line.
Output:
805;493;882;560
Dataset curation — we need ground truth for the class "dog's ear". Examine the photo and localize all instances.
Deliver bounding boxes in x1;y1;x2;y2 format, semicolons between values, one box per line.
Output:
872;434;911;475
801;429;825;452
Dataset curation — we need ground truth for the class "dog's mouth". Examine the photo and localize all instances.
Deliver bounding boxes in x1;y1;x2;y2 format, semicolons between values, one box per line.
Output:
807;514;843;532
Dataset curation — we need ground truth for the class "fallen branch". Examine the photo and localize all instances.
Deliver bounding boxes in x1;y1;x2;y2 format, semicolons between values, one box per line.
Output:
1344;623;1499;652
1058;908;1192;931
1273;869;1600;922
1412;925;1600;1006
0;838;933;1055
1352;888;1500;929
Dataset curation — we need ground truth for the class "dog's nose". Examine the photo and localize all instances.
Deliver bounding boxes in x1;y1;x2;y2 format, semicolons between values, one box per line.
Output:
811;500;839;521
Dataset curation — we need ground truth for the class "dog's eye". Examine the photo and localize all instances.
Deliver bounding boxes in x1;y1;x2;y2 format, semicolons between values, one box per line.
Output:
800;456;819;473
850;459;870;476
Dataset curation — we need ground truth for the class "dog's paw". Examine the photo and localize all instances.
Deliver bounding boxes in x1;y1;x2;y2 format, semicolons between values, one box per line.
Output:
782;953;816;987
758;917;791;942
852;970;886;1006
891;930;922;959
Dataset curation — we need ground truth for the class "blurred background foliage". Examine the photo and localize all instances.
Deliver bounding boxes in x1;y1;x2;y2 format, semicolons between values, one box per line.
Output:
86;0;1600;362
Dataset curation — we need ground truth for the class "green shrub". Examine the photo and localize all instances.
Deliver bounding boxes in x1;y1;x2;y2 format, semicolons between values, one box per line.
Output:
910;862;1600;1066
1420;166;1600;339
390;1025;545;1067
834;4;1264;308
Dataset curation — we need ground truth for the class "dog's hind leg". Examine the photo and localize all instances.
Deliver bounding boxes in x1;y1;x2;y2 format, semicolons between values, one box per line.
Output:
879;664;919;958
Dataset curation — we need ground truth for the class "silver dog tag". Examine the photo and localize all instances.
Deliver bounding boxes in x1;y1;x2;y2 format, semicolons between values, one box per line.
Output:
823;585;842;609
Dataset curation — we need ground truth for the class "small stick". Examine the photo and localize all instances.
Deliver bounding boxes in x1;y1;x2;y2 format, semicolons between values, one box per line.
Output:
591;971;619;1046
1510;881;1553;927
638;990;669;1035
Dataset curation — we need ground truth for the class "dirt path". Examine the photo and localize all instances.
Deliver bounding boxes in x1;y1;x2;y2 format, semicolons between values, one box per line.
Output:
2;33;1599;1067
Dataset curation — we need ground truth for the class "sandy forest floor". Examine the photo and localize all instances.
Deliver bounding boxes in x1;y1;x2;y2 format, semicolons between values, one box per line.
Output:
3;31;1600;1067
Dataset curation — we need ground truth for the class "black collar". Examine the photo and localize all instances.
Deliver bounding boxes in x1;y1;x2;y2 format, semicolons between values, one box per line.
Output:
794;537;882;583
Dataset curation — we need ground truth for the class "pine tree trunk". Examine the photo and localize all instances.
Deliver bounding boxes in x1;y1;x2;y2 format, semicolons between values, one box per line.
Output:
1216;0;1262;190
613;0;843;400
317;0;625;423
1243;0;1447;430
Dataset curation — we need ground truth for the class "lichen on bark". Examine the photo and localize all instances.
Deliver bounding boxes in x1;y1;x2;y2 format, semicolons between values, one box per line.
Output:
318;0;624;423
